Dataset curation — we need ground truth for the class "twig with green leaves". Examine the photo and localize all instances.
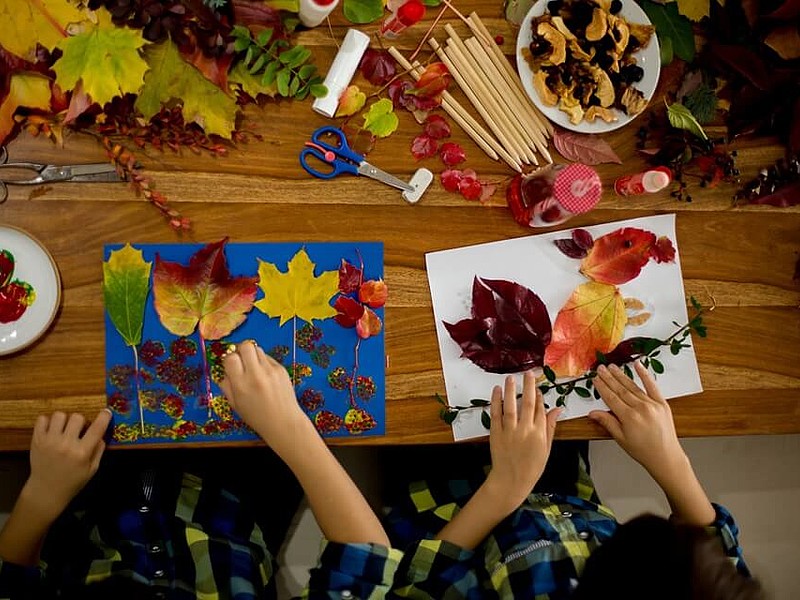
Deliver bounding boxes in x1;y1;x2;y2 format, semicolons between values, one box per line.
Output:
231;25;327;100
437;297;711;429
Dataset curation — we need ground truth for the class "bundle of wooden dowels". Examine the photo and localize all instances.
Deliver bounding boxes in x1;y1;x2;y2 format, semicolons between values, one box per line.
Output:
389;12;553;173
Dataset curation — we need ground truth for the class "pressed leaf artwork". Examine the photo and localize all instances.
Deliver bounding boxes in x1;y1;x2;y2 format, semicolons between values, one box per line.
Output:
0;249;35;324
104;242;385;444
579;227;676;285
444;277;551;374
544;281;627;377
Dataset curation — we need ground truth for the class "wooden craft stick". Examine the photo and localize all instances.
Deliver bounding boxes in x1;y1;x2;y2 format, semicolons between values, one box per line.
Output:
443;25;540;164
464;36;553;163
468;12;554;137
439;38;536;165
388;47;523;172
427;39;526;168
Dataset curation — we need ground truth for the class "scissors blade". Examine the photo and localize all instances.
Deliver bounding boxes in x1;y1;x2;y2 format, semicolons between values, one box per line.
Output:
40;164;124;183
357;162;414;193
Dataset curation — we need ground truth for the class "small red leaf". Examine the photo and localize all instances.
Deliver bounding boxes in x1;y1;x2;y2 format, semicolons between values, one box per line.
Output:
573;229;594;251
440;141;466;166
359;49;397;86
554;239;588;259
441;168;462;192
411;62;450;98
411;133;438;160
649;236;676;264
338;259;362;294
459;176;482;200
356;306;382;339
478;182;497;203
358;279;388;308
334;295;365;328
423;114;451;139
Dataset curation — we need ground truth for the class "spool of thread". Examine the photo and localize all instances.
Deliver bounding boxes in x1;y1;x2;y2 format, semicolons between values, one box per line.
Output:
299;0;339;28
614;167;672;196
312;29;370;118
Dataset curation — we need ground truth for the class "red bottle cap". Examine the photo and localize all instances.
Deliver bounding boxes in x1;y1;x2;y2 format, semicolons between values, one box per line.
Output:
552;164;602;214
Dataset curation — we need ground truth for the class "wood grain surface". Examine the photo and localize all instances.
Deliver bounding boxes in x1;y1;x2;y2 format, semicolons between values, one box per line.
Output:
0;2;798;450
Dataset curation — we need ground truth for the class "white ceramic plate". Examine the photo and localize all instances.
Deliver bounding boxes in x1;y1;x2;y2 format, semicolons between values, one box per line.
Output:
516;0;660;133
0;225;61;356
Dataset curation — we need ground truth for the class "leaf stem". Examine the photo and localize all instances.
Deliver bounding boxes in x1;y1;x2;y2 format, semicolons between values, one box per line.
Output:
292;316;297;387
199;333;212;418
132;345;144;434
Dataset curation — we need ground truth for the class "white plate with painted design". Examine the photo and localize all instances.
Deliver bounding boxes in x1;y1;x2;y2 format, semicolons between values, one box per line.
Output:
516;0;660;133
0;225;61;356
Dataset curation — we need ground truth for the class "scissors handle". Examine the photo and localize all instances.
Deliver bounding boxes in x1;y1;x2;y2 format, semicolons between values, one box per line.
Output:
299;147;359;179
309;126;364;164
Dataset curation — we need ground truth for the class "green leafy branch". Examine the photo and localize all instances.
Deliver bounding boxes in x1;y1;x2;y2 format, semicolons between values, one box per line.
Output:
437;297;711;429
231;25;327;100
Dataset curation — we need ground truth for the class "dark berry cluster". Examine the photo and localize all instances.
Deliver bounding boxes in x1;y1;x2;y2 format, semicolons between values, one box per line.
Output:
108;364;136;389
300;389;324;412
140;340;166;366
736;154;800;203
171;337;197;360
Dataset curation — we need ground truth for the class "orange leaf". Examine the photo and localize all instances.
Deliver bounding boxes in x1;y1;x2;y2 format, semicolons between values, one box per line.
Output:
358;279;387;308
153;239;258;340
580;227;673;285
356;306;382;339
544;282;627;376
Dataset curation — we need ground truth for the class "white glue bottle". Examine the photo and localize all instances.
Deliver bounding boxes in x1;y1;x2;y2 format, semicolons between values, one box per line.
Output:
312;29;370;118
299;0;340;28
614;167;672;196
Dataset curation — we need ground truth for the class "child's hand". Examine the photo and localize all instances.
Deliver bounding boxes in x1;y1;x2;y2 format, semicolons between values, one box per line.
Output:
219;341;312;454
589;363;688;484
25;409;111;520
484;371;563;511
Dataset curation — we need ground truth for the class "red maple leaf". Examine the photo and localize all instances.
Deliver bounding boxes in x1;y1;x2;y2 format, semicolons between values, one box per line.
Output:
440;141;466;166
411;133;438;160
359;49;397;86
424;114;451;139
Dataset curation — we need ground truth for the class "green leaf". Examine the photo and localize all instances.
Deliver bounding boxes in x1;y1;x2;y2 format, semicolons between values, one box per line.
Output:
287;47;312;69
480;410;491;429
623;364;634;379
53;25;149;107
233;36;250;53
695;326;707;338
249;52;267;74
555;385;567;395
262;60;280;85
538;384;551;394
257;28;274;47
289;75;300;96
574;387;591;398
443;411;457;425
684;81;717;124
659;34;674;65
232;25;250;40
641;0;695;62
296;85;310;101
103;244;152;348
670;340;681;355
690;296;702;311
362;98;398;137
435;392;446;405
343;0;384;23
593;388;601;400
230;61;277;98
556;396;566;407
276;67;290;96
245;45;255;67
470;398;490;407
651;358;665;374
299;64;317;80
136;40;238;138
278;46;302;65
643;357;650;368
667;102;708;141
595;350;607;365
543;365;556;383
423;0;441;5
282;16;300;33
586;378;593;389
310;83;328;98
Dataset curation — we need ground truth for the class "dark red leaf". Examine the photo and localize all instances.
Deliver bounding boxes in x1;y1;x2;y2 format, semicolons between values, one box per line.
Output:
649;236;676;263
441;168;462;192
359;49;396;87
748;180;800;207
554;239;588;259
388;79;414;109
338;259;362;294
592;337;662;368
440;141;466;167
423;114;451;139
232;0;284;32
573;229;594;251
334;295;364;328
410;133;438;160
443;277;551;374
341;124;376;156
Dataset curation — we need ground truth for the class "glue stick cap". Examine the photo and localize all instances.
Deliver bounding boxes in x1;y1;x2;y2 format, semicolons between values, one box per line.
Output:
552;163;602;214
312;29;370;118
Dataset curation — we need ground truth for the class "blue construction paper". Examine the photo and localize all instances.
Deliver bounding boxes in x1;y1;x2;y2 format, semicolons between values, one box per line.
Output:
104;241;385;445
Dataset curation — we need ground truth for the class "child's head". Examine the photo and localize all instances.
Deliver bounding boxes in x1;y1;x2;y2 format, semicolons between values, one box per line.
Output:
572;514;764;600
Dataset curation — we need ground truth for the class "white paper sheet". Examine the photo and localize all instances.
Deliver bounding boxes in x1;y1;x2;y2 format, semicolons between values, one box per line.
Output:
425;214;702;441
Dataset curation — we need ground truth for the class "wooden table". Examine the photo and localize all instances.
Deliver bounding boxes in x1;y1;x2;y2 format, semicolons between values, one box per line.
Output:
1;3;798;450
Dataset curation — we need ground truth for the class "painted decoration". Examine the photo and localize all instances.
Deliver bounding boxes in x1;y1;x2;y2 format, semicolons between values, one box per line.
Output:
426;214;701;441
103;241;385;445
0;249;36;324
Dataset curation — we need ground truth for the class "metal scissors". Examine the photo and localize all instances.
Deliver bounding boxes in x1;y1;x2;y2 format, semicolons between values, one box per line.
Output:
299;126;415;194
0;145;124;203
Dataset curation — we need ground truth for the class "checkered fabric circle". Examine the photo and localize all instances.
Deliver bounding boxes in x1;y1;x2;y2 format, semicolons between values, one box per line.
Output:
552;164;602;214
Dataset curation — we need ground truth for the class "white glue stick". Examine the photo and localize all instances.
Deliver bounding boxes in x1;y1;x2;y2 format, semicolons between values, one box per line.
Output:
299;0;339;28
312;29;370;118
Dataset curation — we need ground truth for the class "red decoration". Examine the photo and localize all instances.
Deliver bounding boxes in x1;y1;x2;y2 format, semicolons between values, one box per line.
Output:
411;133;439;160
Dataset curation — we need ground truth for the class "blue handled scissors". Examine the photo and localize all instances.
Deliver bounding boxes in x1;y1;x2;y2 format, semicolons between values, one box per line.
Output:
299;126;414;193
0;145;124;203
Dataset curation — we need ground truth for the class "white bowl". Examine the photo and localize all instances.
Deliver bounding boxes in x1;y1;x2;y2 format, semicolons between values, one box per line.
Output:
516;0;661;133
0;225;61;356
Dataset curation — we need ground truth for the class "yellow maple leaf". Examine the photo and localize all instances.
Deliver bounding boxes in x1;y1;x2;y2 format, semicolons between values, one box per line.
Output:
676;0;709;22
0;0;89;58
53;23;149;107
0;73;51;145
255;248;339;326
135;40;237;139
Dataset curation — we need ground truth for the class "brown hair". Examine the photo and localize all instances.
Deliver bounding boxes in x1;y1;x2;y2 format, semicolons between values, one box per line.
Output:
572;514;765;600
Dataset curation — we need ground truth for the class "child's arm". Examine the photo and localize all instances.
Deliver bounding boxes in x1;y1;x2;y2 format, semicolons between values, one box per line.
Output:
0;410;111;566
589;363;716;526
434;372;562;550
219;342;389;546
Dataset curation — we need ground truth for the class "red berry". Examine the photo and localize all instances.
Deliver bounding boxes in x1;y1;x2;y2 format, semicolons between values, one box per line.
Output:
494;35;504;45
